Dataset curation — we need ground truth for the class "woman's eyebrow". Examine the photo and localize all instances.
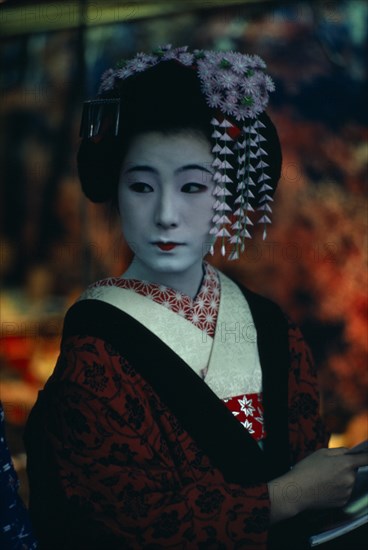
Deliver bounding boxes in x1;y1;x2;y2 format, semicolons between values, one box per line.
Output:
123;163;214;175
175;163;214;175
123;165;157;175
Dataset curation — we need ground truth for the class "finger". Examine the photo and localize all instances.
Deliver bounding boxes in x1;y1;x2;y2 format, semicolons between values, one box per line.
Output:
346;452;368;468
327;447;349;456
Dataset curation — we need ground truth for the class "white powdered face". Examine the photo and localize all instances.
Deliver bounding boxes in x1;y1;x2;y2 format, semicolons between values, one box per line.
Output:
118;131;216;297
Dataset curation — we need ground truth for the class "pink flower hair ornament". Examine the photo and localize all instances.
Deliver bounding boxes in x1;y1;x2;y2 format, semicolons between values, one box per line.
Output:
80;45;280;260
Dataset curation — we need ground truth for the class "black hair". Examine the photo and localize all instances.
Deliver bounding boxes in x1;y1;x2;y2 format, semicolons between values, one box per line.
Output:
77;60;282;209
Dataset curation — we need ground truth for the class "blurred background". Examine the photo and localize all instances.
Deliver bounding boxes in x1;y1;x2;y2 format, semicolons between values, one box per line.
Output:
0;0;367;504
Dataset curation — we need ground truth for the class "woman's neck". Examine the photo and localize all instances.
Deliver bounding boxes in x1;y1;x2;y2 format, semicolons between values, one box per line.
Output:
121;259;205;299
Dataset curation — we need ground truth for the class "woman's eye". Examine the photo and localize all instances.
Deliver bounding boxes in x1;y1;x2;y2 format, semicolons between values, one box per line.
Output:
181;183;208;193
129;182;153;193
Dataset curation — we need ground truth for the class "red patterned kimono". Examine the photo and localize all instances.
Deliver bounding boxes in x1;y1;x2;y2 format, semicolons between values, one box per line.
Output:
25;263;328;549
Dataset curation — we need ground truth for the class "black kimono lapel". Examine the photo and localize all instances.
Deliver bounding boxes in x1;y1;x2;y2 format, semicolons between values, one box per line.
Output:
240;286;290;480
62;283;290;486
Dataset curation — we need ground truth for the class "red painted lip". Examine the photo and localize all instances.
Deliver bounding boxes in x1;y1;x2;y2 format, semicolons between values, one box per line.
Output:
156;242;180;251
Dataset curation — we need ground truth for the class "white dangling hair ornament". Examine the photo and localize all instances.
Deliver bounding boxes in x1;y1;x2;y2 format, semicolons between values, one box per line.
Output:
209;115;235;258
251;119;274;246
207;113;275;260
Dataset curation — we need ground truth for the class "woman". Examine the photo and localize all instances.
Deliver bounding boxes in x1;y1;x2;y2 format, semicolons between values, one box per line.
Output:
24;45;367;549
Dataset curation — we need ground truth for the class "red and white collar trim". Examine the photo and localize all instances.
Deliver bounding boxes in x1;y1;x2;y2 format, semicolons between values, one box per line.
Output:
88;262;220;338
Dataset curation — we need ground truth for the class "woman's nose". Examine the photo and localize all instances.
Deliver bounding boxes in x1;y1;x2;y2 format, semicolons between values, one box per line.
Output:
154;189;179;228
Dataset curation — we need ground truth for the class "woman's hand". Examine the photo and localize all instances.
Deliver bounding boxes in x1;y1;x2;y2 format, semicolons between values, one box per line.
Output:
268;447;368;524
